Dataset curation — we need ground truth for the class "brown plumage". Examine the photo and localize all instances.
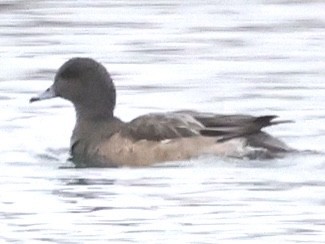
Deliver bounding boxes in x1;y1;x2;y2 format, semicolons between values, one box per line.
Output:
30;58;294;167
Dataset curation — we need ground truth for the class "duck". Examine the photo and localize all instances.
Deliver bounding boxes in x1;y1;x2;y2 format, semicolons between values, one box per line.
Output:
30;57;294;167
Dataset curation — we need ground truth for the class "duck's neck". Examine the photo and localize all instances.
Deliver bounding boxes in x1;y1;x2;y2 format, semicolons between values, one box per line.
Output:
71;105;123;151
75;104;114;122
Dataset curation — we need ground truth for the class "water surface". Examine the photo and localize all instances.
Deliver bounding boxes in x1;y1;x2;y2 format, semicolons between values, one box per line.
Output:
1;0;325;243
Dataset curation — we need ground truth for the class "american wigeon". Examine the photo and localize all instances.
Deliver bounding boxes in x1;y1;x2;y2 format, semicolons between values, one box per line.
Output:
30;58;294;167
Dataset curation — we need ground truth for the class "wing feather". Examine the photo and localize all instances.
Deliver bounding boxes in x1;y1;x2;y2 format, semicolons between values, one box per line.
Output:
122;110;293;147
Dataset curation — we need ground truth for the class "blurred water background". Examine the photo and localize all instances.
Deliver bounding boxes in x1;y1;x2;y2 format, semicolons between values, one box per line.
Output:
0;0;325;243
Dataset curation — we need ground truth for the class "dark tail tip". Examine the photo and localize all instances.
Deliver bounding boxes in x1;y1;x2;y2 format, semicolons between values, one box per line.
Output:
29;97;40;103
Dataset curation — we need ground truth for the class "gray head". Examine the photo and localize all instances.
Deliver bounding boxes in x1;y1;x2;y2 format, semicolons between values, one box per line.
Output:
30;58;116;120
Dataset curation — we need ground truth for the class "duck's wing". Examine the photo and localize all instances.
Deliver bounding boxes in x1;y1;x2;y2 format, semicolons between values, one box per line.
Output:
124;110;292;148
124;112;205;141
198;115;290;142
174;110;293;142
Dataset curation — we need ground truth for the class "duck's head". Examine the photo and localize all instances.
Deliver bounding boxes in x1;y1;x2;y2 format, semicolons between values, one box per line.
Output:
30;58;116;119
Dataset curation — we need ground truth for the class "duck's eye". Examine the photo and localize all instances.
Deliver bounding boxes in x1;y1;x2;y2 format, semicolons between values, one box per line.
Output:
60;67;79;79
